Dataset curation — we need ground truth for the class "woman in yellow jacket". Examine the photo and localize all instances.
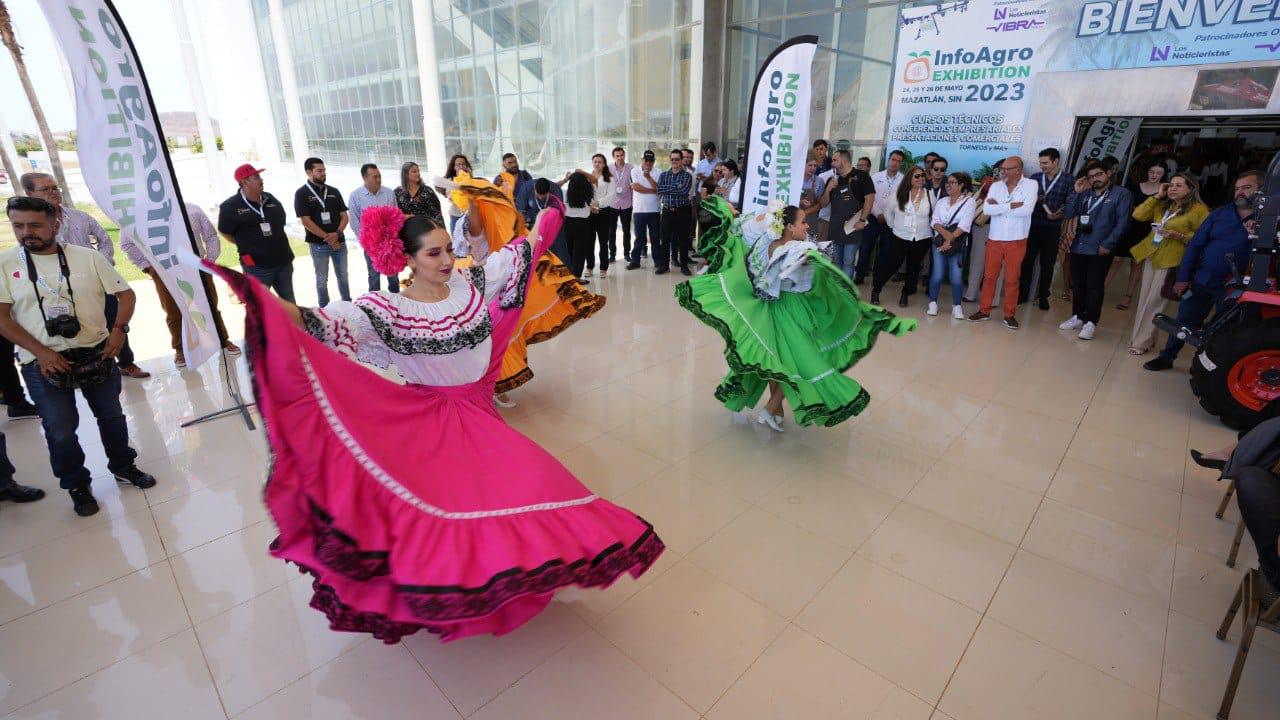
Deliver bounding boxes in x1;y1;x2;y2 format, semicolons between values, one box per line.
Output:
1127;172;1210;355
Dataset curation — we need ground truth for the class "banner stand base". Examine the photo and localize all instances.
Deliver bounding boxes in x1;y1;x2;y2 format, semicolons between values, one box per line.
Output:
181;348;257;431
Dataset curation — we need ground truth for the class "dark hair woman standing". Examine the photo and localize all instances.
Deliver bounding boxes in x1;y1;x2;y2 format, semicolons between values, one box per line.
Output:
395;161;444;225
588;153;616;278
439;154;475;232
563;171;596;282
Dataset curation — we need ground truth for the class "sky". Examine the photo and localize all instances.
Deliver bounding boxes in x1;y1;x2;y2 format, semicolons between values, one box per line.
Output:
0;0;212;134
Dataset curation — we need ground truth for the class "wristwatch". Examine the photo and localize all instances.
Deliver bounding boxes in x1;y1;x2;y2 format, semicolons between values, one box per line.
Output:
112;323;130;333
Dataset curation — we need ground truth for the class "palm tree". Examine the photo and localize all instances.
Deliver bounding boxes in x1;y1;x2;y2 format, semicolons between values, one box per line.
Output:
0;0;72;204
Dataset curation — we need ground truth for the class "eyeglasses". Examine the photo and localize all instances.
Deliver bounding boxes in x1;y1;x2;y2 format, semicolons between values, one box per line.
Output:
1087;171;1107;180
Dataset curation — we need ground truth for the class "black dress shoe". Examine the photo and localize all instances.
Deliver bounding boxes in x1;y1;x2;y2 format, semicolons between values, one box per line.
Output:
0;481;45;503
113;466;157;489
655;267;669;275
870;290;881;305
626;262;640;270
680;265;692;276
1038;298;1051;311
1189;449;1227;471
1143;357;1173;372
69;487;99;517
6;401;38;420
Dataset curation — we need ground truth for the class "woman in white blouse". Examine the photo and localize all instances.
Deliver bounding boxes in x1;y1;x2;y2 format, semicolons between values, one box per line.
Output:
587;153;616;278
715;160;743;211
928;171;975;319
559;155;615;278
872;166;933;308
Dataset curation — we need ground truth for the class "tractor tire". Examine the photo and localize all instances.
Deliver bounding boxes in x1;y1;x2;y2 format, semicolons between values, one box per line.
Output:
1190;318;1280;430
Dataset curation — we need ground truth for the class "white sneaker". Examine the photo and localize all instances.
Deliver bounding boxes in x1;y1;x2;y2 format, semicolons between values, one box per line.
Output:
583;269;593;278
493;393;517;408
1059;315;1083;331
952;305;965;320
757;412;784;433
1078;322;1096;341
926;301;938;316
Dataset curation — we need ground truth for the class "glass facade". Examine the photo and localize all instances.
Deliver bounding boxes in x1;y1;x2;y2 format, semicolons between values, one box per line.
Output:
432;0;701;179
248;0;906;177
723;0;902;167
251;0;426;167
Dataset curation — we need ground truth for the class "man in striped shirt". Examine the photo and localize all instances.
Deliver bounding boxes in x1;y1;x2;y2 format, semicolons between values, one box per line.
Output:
656;150;693;276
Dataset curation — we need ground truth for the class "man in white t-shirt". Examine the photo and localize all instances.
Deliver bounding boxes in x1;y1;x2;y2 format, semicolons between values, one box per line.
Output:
626;150;662;269
859;149;905;284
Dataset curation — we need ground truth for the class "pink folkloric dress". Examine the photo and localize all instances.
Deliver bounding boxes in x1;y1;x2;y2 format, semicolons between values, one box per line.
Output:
210;207;663;643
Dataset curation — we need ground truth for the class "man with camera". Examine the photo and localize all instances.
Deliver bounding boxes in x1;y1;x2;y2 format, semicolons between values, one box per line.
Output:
0;197;156;517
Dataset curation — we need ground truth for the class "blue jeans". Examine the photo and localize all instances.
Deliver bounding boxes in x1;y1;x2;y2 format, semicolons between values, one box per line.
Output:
309;243;351;306
631;212;660;263
928;244;965;306
1158;282;1225;362
22;362;136;489
363;252;399;293
833;243;859;278
243;263;295;302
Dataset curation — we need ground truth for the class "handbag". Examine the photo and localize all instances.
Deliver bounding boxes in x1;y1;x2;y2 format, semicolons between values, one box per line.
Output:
45;343;114;390
933;197;970;257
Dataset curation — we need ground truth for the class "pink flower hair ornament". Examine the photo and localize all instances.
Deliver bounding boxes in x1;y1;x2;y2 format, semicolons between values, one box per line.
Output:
358;205;409;277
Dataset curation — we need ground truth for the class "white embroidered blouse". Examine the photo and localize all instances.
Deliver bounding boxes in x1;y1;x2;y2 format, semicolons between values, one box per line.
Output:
301;239;532;387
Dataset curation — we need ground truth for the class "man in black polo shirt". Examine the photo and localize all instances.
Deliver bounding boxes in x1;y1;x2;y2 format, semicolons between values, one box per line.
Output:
294;157;350;306
820;149;876;279
217;164;294;301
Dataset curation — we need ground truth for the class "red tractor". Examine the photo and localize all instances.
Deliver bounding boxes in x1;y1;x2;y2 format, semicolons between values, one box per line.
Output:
1155;152;1280;429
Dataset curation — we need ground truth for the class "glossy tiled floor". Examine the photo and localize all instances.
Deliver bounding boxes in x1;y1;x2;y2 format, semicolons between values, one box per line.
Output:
2;259;1278;720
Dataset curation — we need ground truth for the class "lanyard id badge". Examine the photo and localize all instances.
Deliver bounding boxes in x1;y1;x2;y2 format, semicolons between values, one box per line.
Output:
242;192;273;236
1080;191;1107;225
307;182;332;224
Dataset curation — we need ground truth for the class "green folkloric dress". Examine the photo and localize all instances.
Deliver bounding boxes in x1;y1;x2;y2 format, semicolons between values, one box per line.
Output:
675;197;916;427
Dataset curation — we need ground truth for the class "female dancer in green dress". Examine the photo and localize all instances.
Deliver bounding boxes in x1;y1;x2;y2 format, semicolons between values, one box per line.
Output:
676;197;915;432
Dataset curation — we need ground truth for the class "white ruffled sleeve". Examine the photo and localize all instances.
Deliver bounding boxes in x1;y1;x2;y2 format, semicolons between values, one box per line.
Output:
475;238;534;309
300;300;390;368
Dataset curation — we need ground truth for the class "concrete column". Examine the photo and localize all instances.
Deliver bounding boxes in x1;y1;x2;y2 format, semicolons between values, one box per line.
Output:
410;0;447;183
266;0;309;164
171;0;221;194
698;0;728;146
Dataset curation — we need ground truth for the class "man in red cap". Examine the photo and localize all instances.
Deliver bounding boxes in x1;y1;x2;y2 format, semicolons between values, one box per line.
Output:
216;164;294;301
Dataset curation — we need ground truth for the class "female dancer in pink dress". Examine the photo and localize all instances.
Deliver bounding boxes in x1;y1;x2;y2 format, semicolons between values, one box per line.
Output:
210;201;663;643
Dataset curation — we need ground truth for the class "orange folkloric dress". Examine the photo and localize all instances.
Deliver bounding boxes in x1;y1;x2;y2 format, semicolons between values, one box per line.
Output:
448;175;605;392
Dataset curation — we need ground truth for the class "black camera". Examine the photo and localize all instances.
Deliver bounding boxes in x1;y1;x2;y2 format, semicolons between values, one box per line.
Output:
44;313;81;339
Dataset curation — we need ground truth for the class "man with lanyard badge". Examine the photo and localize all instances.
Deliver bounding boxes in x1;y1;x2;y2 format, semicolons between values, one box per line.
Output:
218;164;294;301
1019;148;1074;310
295;157;351;306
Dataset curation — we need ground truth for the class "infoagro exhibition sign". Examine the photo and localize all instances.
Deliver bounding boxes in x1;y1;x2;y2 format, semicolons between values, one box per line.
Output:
887;0;1280;173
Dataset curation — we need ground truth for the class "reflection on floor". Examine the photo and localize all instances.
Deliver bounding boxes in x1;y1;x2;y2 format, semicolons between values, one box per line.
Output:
1;265;1277;720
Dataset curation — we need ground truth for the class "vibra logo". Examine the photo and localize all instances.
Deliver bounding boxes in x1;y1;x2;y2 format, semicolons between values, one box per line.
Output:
1150;45;1170;62
987;19;1044;32
903;51;931;84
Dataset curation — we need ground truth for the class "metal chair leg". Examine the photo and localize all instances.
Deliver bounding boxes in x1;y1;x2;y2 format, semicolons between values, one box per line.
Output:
1226;520;1246;568
1216;478;1236;519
